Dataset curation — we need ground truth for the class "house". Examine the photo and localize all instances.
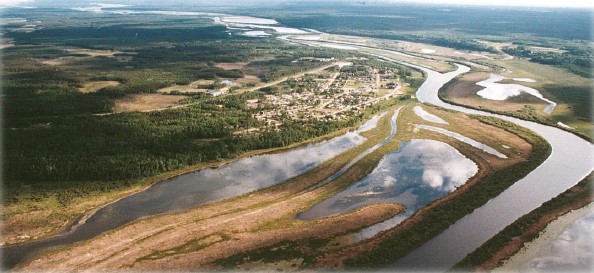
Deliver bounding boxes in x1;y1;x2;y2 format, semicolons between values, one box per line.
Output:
208;89;227;96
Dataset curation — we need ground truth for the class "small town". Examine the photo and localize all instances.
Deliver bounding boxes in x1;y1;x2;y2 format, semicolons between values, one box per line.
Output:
249;62;402;129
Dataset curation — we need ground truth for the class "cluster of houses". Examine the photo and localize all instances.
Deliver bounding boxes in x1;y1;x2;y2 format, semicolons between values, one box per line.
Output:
251;64;400;128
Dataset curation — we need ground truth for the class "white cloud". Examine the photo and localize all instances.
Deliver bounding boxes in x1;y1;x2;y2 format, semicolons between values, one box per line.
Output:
387;0;594;8
0;0;34;8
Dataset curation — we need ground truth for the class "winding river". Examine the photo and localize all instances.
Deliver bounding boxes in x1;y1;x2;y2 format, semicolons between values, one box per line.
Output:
288;37;593;270
4;16;593;271
375;52;594;270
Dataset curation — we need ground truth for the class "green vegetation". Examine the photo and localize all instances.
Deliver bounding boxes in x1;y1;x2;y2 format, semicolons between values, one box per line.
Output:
453;174;593;270
344;115;551;268
502;44;593;78
218;238;330;269
4;91;366;204
438;76;593;142
136;234;229;263
1;12;382;211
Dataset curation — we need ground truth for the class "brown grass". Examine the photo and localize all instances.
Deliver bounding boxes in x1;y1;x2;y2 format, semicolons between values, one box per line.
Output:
64;48;122;57
444;71;548;113
236;75;262;85
215;62;249;70
19;110;402;271
314;104;532;267
113;94;187;113
78;81;120;93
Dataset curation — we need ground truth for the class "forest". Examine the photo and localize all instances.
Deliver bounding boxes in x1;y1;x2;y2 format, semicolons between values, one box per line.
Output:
502;45;593;78
2;13;398;206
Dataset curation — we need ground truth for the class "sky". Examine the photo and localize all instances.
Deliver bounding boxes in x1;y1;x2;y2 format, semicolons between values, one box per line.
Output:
1;0;593;8
393;0;594;8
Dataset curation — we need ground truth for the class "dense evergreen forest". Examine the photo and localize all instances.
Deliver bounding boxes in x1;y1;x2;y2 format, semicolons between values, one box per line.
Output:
1;13;401;205
502;45;593;78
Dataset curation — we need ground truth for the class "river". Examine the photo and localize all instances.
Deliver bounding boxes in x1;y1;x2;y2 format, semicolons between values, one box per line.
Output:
5;19;593;271
2;130;367;269
376;51;594;271
288;37;593;270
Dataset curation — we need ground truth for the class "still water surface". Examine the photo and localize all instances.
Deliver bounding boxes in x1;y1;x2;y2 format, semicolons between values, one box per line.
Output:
297;140;478;230
3;130;366;268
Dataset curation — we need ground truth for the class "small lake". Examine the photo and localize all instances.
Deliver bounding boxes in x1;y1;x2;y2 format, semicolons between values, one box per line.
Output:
297;140;478;230
413;105;448;125
3;130;366;268
476;74;556;114
415;124;507;159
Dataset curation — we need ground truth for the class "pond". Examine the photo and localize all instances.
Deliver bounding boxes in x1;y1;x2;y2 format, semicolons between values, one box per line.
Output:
297;139;478;237
3;129;367;268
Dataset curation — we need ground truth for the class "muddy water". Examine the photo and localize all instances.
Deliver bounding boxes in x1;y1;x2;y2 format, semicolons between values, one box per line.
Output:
2;131;366;269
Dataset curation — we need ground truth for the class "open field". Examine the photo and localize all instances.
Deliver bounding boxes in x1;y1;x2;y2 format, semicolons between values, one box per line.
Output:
78;81;121;93
215;62;249;70
441;58;593;137
113;94;188;113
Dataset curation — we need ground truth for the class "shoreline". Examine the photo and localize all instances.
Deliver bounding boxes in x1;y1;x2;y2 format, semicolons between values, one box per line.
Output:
1;120;357;247
495;202;594;272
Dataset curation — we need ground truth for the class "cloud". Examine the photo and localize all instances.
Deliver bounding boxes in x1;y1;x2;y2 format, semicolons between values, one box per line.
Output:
0;0;34;8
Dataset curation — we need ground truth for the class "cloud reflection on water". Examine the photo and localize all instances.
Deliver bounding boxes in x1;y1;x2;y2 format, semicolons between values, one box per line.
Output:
525;211;594;272
298;139;478;220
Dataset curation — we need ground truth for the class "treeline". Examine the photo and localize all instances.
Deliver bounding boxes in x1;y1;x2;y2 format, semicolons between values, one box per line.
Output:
6;25;232;49
3;92;363;199
502;45;593;78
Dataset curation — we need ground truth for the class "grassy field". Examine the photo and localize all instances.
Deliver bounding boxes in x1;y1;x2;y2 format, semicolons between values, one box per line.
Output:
211;104;540;270
440;58;593;138
488;59;592;130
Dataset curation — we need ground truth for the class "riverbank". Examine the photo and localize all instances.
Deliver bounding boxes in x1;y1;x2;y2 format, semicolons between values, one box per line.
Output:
324;109;550;269
1;100;391;247
438;74;593;142
454;174;593;271
16;105;403;270
497;202;593;272
206;104;536;270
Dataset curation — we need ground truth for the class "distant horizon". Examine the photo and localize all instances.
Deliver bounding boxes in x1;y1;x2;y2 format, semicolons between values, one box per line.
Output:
2;0;594;9
382;0;594;9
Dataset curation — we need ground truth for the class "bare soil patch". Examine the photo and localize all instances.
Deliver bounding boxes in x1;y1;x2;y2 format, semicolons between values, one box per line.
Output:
157;80;215;94
40;48;132;66
64;48;123;57
78;81;120;93
113;94;187;113
236;75;263;85
215;62;249;70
